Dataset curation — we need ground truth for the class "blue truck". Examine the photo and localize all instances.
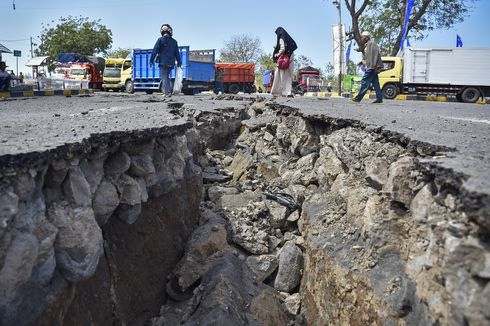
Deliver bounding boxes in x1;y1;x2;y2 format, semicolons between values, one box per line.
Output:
131;46;216;95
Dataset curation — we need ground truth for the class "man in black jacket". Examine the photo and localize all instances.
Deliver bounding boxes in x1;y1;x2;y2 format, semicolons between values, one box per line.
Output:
150;24;182;97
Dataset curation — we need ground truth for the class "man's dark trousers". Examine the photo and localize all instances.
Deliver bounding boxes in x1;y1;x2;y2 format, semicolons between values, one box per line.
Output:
353;69;383;102
0;76;11;91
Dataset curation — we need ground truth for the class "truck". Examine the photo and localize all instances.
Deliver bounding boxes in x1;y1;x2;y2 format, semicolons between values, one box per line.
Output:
294;66;322;94
263;70;274;93
102;57;132;92
132;47;215;95
379;48;490;103
262;66;322;95
214;63;255;94
57;53;105;89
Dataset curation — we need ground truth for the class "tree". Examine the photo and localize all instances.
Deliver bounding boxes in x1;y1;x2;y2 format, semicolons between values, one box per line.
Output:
219;34;262;63
106;47;131;59
35;16;112;69
345;0;477;56
293;54;314;72
256;53;276;87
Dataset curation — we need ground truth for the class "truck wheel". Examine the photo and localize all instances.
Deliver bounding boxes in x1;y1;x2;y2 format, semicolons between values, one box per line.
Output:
461;87;480;103
244;85;254;94
228;84;240;94
125;80;134;94
145;90;154;94
382;84;398;99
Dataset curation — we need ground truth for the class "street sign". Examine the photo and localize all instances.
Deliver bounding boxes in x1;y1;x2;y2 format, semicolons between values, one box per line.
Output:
13;50;21;57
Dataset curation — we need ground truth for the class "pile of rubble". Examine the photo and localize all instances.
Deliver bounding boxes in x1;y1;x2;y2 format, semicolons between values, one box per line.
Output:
152;97;490;325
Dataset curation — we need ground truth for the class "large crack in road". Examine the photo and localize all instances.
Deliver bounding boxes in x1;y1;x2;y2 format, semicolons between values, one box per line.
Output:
0;93;489;325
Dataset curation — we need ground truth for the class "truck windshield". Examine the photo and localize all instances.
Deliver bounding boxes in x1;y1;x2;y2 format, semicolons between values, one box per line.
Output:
70;69;86;76
304;76;321;85
104;68;121;78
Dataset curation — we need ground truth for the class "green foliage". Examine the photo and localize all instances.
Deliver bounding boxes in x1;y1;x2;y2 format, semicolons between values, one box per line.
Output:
358;0;477;55
346;60;357;75
35;16;112;70
106;47;131;59
256;53;275;86
293;54;314;73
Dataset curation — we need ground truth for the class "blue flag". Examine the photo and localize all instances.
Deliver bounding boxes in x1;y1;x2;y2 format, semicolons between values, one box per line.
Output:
406;38;411;47
345;41;352;68
456;35;463;47
400;0;415;51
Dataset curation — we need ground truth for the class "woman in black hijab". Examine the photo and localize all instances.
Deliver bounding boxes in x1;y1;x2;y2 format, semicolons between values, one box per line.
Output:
273;27;297;61
271;27;297;98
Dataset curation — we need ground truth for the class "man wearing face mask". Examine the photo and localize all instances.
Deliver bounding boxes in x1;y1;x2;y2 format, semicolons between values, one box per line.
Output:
150;24;182;97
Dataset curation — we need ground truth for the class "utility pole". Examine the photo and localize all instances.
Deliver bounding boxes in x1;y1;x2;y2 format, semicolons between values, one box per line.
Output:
333;0;343;96
30;37;35;78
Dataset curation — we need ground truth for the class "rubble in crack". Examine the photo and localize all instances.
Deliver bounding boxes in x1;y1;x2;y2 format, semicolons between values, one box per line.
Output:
1;94;489;325
151;98;490;326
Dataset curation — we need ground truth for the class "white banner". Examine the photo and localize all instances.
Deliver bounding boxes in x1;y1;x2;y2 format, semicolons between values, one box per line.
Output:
332;24;346;75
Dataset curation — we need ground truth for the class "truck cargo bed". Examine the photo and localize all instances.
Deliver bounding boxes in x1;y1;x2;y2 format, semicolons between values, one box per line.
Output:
132;47;215;92
403;48;490;86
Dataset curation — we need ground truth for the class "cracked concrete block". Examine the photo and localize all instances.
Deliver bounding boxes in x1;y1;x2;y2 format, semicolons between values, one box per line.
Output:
246;254;278;283
115;203;142;225
12;172;36;201
365;157;389;190
0;231;39;298
314;146;345;185
136;177;149;203
410;183;435;222
266;200;288;228
173;217;229;289
295;152;318;171
256;159;280;180
383;157;417;207
80;156;106;195
284;293;301;315
92;180;120;225
104;151;131;178
62;166;92;207
287;211;300;223
274;241;303;293
47;204;103;282
130;154;156;177
0;190;18;229
229;149;254;182
33;219;58;285
250;288;291;326
117;174;142;206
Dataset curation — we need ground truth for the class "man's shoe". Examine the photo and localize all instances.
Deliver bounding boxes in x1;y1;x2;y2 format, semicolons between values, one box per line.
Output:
351;99;361;103
372;100;383;104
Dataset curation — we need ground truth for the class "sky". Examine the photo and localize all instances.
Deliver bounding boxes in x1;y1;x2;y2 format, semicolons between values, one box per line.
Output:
1;0;490;75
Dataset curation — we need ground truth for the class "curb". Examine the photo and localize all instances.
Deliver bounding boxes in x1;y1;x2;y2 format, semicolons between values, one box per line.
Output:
0;89;94;98
305;92;489;104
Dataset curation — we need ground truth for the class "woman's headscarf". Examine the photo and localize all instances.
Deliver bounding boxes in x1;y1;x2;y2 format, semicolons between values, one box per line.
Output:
273;27;297;58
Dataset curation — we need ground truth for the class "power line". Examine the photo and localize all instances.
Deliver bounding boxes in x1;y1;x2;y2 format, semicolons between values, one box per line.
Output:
0;38;31;42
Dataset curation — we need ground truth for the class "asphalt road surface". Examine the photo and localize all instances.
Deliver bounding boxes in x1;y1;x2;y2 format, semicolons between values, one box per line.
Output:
0;93;488;195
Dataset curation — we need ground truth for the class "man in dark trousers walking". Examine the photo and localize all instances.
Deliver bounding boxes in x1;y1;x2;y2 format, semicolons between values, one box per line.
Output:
150;24;182;97
352;31;384;104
